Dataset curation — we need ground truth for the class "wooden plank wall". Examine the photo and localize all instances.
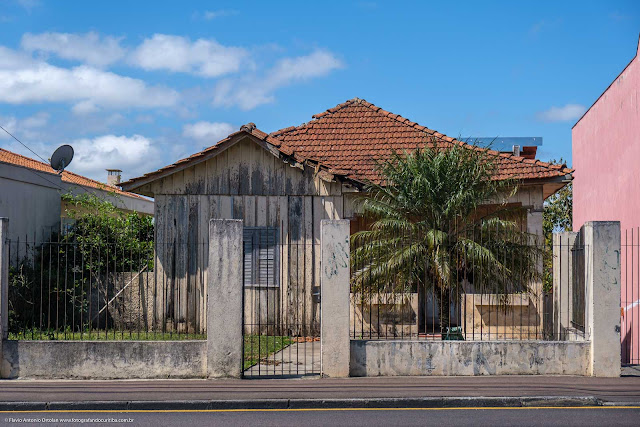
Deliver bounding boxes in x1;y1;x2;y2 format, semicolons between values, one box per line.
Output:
150;137;348;335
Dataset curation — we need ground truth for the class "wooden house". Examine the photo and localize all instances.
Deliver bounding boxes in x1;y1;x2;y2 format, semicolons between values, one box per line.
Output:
120;98;573;337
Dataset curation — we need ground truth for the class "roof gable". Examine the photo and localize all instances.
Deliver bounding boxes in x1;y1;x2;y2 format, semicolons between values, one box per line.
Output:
120;127;294;192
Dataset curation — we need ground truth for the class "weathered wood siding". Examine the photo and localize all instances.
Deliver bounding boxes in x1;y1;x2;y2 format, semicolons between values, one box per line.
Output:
145;136;547;335
150;137;348;334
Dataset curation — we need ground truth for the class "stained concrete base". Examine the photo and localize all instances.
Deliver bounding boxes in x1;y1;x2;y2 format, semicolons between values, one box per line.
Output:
1;340;206;379
350;340;591;376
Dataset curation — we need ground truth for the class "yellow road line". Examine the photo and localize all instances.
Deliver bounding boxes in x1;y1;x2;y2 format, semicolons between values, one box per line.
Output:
1;406;639;413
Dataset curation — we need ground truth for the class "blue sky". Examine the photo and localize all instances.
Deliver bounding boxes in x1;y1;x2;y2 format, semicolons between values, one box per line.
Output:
0;0;638;181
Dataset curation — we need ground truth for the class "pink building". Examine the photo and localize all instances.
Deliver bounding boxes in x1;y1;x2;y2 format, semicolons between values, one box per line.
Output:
572;35;640;364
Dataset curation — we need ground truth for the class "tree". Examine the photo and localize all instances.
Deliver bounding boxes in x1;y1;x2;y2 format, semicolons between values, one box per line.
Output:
8;193;154;337
351;144;543;336
61;192;154;274
542;159;572;291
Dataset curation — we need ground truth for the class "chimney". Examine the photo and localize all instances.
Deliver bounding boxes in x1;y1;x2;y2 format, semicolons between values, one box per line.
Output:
512;145;521;157
107;169;122;186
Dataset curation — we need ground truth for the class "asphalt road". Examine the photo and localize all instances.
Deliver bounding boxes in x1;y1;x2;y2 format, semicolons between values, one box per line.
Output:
2;375;640;404
1;407;639;427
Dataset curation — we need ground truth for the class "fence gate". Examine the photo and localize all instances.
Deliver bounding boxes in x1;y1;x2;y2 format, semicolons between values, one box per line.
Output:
241;224;321;378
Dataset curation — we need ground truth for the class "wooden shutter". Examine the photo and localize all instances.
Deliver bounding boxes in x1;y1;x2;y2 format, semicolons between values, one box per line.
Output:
257;228;277;286
243;227;278;287
243;228;254;286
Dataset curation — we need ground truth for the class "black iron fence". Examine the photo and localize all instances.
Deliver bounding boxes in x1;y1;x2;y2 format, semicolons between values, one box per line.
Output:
622;228;640;365
6;236;207;340
242;223;321;377
350;227;587;342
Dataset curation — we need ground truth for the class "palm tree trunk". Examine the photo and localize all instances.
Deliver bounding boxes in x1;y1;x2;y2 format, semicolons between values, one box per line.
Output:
435;286;451;336
418;283;426;334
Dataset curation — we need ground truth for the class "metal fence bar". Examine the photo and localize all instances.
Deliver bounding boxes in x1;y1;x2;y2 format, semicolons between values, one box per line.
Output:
6;234;208;341
348;227;587;342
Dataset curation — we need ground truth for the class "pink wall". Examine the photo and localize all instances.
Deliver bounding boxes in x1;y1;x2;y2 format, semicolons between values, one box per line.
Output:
573;36;640;232
573;36;640;363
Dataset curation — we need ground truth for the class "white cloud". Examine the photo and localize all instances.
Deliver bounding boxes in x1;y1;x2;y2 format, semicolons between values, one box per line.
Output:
0;49;179;111
20;111;49;129
135;114;155;124
69;134;161;181
182;121;234;142
71;100;100;115
213;49;343;110
536;104;587;122
16;0;41;12
0;46;34;69
202;10;238;20
129;34;249;78
21;32;126;67
0;116;18;139
0;112;49;140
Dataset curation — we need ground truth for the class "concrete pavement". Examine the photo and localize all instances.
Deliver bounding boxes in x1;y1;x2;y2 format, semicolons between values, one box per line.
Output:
1;375;640;410
244;341;321;377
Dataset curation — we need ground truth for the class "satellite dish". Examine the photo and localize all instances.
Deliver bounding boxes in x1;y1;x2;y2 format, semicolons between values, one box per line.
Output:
50;145;74;174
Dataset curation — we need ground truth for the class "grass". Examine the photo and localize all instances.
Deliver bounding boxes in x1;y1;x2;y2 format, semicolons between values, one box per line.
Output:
243;335;293;370
8;329;206;341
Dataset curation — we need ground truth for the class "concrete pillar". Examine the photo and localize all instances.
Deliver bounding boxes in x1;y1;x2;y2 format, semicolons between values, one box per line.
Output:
526;209;545;332
320;219;351;377
553;231;578;340
583;221;621;377
207;219;243;378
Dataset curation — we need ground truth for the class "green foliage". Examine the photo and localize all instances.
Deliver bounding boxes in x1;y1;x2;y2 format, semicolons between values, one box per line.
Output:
542;158;572;292
8;193;154;336
351;144;543;333
8;238;88;336
61;193;154;273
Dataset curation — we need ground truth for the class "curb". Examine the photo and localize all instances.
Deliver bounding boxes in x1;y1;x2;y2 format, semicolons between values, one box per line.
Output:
0;396;612;411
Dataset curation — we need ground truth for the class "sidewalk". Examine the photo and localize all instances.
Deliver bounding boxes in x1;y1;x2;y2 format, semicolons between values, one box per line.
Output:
1;373;640;410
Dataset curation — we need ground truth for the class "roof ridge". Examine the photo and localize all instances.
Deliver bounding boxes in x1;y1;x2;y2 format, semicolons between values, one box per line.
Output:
269;98;363;138
0;147;56;172
0;148;148;199
350;100;574;174
269;98;573;175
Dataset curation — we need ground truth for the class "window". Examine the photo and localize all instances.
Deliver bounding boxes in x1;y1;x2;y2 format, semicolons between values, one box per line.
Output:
243;227;279;287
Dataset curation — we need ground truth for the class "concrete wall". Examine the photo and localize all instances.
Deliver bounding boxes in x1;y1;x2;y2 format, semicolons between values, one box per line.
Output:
350;340;590;376
0;163;62;243
1;340;206;379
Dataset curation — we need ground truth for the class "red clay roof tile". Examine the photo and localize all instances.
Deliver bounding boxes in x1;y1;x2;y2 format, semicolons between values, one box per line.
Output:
268;98;573;184
122;98;573;189
0;148;146;199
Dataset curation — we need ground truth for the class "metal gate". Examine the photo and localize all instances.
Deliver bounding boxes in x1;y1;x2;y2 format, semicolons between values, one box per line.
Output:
241;223;321;377
622;228;640;365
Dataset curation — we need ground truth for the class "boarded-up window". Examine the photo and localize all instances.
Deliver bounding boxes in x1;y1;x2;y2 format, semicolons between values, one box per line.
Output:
243;227;279;287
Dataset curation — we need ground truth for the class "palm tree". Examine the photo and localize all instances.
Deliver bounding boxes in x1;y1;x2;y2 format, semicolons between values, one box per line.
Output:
351;143;542;336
